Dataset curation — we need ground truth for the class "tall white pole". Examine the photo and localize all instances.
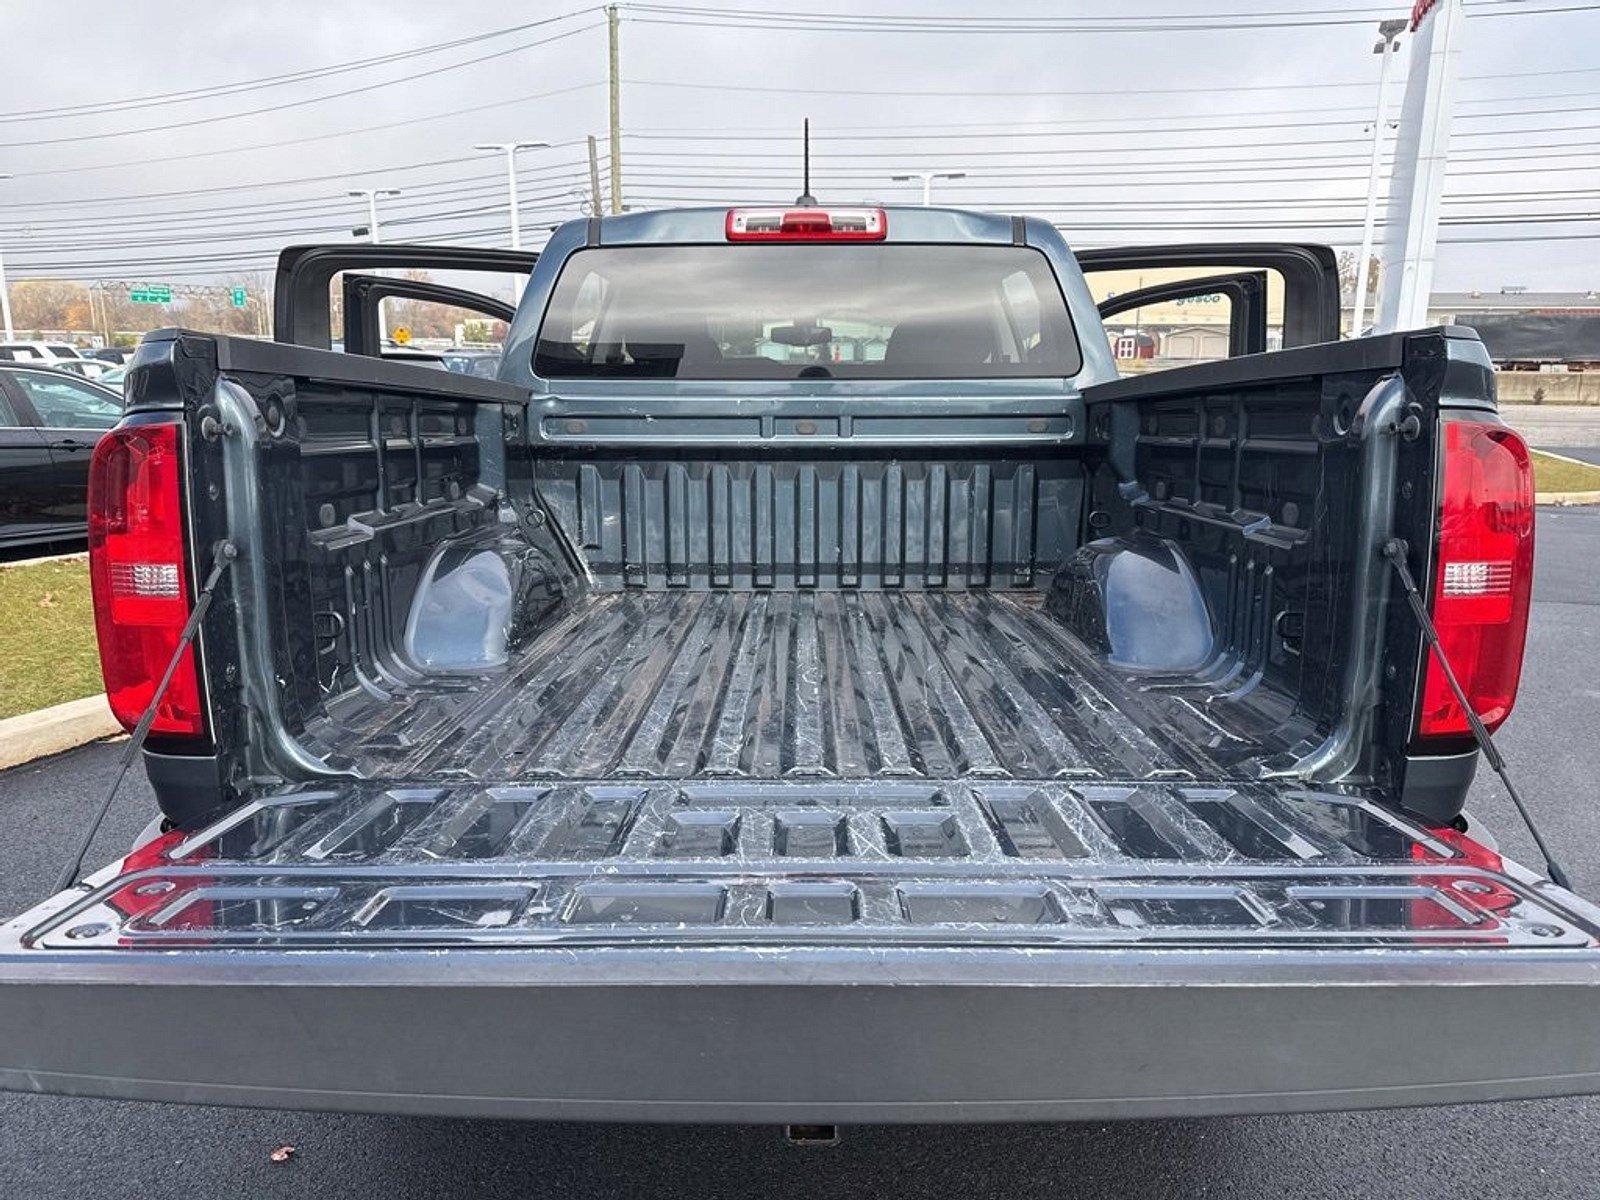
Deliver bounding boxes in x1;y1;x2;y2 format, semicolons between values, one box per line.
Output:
347;188;400;347
505;150;522;250
0;173;13;341
0;244;13;342
1353;21;1406;336
347;186;399;242
1376;0;1465;333
891;170;967;207
475;142;550;250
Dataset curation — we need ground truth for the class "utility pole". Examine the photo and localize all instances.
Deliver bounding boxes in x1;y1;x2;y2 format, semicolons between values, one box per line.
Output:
0;174;13;341
890;170;967;207
607;5;623;214
347;187;401;244
1352;20;1407;336
89;282;107;346
587;135;604;217
474;141;551;249
1375;0;1464;332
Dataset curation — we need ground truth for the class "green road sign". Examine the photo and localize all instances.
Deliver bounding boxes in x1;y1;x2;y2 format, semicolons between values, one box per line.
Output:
129;285;172;304
230;287;248;308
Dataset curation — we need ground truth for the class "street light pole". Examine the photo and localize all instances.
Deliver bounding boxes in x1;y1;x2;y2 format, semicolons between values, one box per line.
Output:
0;174;13;341
474;141;552;249
889;170;967;207
347;187;400;347
1352;20;1407;336
347;187;401;244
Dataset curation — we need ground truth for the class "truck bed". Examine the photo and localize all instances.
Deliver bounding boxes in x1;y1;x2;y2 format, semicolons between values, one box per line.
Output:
304;590;1306;784
9;313;1600;1125
39;594;1576;953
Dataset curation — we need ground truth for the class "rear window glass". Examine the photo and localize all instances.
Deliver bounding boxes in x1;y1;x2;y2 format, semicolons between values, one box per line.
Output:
533;244;1080;380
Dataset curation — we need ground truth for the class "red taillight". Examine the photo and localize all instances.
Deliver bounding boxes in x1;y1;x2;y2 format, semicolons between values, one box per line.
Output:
1418;419;1534;739
88;422;204;737
725;206;887;242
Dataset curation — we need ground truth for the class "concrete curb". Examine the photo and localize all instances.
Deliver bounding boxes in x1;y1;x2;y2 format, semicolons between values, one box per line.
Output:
0;549;88;570
1537;490;1600;507
0;694;121;773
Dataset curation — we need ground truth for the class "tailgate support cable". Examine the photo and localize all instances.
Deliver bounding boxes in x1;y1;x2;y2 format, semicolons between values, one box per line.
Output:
53;541;237;894
1382;537;1573;890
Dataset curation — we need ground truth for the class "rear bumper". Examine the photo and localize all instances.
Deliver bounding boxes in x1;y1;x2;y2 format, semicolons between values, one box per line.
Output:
5;946;1600;1122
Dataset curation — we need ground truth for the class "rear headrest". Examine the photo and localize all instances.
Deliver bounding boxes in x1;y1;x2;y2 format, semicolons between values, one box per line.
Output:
884;315;996;366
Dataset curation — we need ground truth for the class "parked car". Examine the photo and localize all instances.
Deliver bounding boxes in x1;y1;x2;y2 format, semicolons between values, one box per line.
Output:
85;347;136;365
3;209;1598;1125
49;358;121;385
0;363;123;550
0;341;83;364
441;347;503;378
96;365;128;393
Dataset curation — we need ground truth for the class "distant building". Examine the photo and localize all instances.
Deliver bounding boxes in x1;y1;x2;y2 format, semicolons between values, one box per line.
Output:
1108;329;1157;360
1431;291;1600;371
1158;325;1230;362
1427;289;1600;322
1344;289;1600;370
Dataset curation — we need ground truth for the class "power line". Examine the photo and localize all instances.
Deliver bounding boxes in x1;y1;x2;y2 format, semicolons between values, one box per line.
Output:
0;188;595;251
621;2;1406;32
2;84;602;179
6;136;1586;220
0;8;601;123
6;218;576;275
7;136;1585;235
13;159;1590;247
0;163;598;231
626;64;1600;101
13;175;1592;247
611;125;1600;159
631;3;1414;23
15;206;1599;278
626;103;1600;140
0;24;603;150
617;148;1600;178
15;193;1595;266
0;149;600;210
622;0;1600;33
614;142;1600;174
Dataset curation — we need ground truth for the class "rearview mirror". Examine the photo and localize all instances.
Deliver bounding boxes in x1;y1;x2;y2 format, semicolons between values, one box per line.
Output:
769;323;833;347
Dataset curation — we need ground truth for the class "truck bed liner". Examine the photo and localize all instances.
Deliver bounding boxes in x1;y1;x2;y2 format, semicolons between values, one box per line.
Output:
307;591;1306;783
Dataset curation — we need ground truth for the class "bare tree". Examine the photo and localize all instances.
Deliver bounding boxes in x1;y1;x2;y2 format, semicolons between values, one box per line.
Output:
11;280;92;332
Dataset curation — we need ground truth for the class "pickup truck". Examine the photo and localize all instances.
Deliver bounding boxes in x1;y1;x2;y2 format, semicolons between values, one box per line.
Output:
3;205;1599;1124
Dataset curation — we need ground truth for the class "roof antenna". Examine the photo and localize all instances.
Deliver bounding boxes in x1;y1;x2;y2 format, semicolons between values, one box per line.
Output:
795;117;817;206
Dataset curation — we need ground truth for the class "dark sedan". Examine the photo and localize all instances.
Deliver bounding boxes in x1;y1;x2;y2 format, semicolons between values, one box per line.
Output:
0;365;124;551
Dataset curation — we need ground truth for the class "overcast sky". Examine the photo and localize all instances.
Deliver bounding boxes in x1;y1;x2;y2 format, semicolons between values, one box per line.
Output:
0;0;1595;290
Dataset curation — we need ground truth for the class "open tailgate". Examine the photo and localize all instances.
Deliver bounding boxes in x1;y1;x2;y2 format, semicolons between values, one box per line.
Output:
4;780;1600;1121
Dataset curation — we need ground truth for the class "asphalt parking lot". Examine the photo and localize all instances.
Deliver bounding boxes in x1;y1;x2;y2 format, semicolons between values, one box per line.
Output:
1502;404;1600;451
1;507;1598;1199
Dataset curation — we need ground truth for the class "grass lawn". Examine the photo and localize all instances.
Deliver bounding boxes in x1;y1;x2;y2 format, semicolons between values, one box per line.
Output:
1530;450;1600;495
0;556;103;720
